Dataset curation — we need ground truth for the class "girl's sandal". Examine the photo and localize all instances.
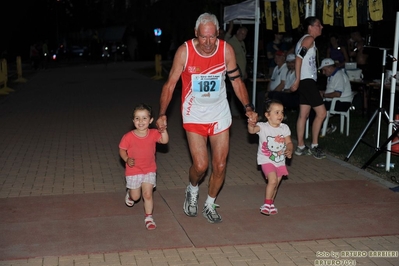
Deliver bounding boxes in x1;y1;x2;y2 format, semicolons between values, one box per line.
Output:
145;217;156;230
260;204;271;215
125;190;134;207
269;204;278;215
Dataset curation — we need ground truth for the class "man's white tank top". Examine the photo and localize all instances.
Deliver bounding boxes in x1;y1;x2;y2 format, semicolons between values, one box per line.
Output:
295;34;317;81
180;39;230;124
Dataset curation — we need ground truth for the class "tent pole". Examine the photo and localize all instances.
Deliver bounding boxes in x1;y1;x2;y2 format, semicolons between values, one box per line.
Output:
305;0;315;18
311;0;316;16
384;11;399;171
252;0;260;107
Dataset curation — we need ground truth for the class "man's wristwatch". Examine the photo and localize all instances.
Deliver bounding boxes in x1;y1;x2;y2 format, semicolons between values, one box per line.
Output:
244;103;255;112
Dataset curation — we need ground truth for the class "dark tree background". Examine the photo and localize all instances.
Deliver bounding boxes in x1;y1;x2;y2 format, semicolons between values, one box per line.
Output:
2;0;398;61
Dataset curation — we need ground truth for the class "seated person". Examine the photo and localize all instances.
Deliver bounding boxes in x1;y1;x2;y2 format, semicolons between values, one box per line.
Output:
269;53;299;110
267;50;288;97
319;58;353;110
310;58;353;133
257;51;287;115
266;32;288;75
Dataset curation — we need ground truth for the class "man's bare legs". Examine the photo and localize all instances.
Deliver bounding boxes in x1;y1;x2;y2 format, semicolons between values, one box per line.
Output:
183;130;229;223
208;131;229;197
185;130;229;195
186;132;209;186
183;132;207;217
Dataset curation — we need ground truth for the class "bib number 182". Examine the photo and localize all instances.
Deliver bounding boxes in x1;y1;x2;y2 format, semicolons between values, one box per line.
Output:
198;81;216;92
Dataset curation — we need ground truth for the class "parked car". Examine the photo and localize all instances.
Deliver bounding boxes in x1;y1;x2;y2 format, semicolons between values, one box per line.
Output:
69;45;88;58
51;44;89;62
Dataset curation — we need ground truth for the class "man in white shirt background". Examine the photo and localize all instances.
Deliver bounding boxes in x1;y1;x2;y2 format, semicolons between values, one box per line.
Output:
269;53;299;111
310;58;353;133
267;50;288;98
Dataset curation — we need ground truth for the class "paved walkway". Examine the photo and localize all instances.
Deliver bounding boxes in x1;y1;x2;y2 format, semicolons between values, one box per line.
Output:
0;61;399;266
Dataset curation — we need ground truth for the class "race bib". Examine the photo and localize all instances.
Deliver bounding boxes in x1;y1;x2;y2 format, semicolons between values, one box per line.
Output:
191;74;221;99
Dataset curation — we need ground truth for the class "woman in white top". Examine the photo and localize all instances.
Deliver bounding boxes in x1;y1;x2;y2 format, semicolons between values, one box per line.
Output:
290;17;327;159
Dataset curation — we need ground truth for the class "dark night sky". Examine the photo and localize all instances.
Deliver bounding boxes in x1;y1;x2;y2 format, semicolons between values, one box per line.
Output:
2;0;222;60
3;1;58;59
2;0;399;61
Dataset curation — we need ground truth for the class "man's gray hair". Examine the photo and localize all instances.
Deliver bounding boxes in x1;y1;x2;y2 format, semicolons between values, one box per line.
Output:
195;13;219;31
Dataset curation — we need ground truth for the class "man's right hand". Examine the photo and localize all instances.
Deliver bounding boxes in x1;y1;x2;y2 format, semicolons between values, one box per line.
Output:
156;115;167;132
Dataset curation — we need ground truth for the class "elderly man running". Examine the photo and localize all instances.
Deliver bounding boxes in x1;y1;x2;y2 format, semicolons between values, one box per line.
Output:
156;13;257;223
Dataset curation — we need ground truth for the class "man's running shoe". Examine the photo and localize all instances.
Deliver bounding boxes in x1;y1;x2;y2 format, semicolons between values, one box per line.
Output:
310;146;326;159
183;186;198;217
294;146;311;156
202;203;222;223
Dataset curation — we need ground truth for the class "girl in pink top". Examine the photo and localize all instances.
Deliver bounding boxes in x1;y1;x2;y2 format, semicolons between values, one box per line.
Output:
119;104;169;230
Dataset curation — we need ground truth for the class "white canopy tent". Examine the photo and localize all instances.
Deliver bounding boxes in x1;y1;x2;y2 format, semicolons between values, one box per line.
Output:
223;0;315;107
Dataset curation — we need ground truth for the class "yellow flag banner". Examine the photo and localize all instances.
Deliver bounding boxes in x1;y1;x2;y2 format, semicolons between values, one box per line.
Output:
264;1;273;30
276;0;286;33
343;0;357;26
369;0;383;21
290;0;300;29
323;0;334;25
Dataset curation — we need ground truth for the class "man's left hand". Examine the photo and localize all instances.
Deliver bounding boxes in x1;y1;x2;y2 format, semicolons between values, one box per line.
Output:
246;110;258;126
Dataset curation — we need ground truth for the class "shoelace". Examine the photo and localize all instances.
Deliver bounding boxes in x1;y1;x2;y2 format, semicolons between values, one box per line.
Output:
189;191;198;206
205;203;219;214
